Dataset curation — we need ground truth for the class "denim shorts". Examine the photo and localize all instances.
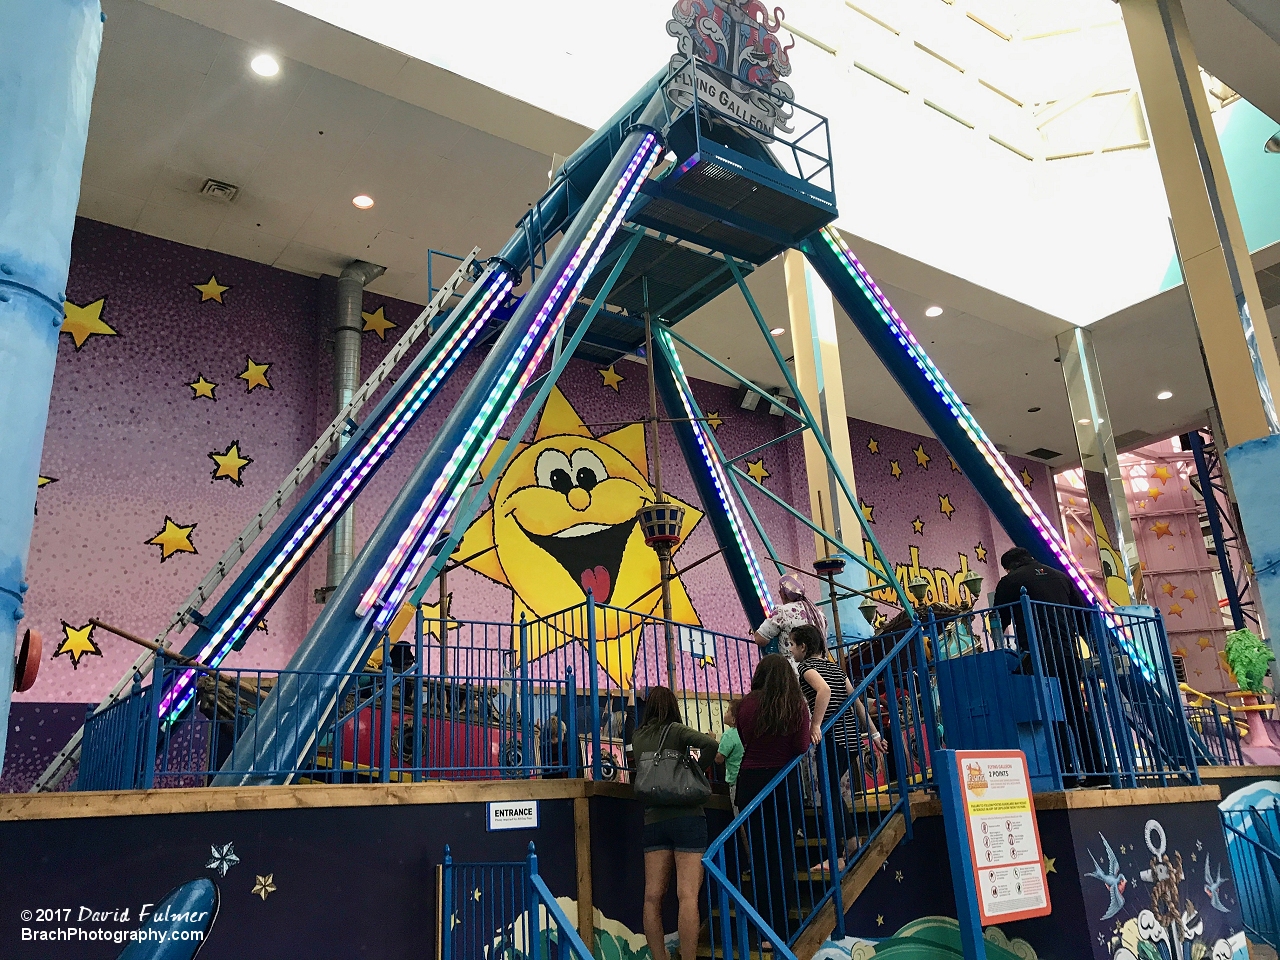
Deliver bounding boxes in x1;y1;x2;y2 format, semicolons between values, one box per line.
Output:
643;815;708;853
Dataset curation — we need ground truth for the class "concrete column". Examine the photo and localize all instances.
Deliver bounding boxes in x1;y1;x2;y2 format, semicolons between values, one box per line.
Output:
783;250;872;641
1056;327;1138;605
1121;0;1280;644
0;0;103;772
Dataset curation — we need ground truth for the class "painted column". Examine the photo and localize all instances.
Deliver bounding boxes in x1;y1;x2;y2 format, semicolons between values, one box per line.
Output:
783;250;872;641
1056;327;1138;605
0;0;103;771
1121;0;1280;646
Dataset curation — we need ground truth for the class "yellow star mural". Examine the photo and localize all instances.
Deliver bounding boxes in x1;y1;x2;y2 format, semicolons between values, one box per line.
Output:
974;542;988;563
939;494;956;520
1182;588;1197;603
188;375;217;400
1020;467;1034;488
1042;855;1056;874
746;459;770;483
913;444;930;468
362;306;397;340
1197;636;1213;651
1151;521;1172;539
193;275;230;303
454;387;702;688
61;298;116;350
55;621;102;669
704;411;722;430
238;356;272;392
867;438;880;454
1168;602;1184;617
1153;465;1172;485
860;499;875;524
911;516;924;535
889;460;903;480
1161;582;1176;597
1148;486;1164;501
209;441;254;486
1173;646;1188;659
949;456;961;474
147;516;198;562
252;875;276;900
37;475;58;489
599;364;625;391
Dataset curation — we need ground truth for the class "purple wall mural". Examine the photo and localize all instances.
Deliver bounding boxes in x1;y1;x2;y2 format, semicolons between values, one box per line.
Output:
6;218;1055;785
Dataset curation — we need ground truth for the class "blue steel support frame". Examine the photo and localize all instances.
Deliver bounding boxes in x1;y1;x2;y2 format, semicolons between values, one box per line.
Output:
1186;429;1250;630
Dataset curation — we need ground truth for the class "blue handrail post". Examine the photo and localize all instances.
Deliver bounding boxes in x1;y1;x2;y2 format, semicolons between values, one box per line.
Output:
715;847;734;960
1152;612;1201;783
1091;609;1137;788
1019;590;1063;792
566;667;579;778
916;618;940;756
442;845;454;960
886;653;911;840
520;614;532;778
380;650;394;783
140;658;161;789
815;740;846;938
527;842;543;960
413;605;425;781
586;592;602;781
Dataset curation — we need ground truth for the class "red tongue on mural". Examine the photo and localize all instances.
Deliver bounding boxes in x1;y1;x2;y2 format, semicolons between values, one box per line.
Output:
580;565;611;602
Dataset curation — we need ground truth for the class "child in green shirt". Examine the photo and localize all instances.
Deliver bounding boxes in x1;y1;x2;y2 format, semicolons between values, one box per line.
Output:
714;700;744;810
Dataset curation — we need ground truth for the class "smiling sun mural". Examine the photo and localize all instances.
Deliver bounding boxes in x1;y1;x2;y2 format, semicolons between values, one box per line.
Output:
455;388;702;688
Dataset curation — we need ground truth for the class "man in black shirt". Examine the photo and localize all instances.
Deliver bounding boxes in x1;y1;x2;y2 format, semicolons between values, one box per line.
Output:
994;548;1106;786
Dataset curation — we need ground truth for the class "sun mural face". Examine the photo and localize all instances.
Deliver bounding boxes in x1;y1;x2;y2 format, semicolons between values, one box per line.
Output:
456;388;701;687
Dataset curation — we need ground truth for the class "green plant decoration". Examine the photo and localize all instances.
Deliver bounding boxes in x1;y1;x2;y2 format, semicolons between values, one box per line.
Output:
1224;627;1275;695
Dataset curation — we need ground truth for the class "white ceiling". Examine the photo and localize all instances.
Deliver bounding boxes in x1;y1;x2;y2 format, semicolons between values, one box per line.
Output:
77;0;1280;470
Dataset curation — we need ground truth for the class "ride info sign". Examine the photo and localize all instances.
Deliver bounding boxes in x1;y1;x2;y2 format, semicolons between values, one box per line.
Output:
955;750;1051;924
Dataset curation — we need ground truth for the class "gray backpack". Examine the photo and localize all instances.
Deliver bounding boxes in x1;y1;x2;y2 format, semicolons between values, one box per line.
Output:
634;724;712;806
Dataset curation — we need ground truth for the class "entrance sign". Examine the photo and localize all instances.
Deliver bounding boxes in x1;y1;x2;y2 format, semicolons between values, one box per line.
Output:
487;800;539;831
955;750;1051;924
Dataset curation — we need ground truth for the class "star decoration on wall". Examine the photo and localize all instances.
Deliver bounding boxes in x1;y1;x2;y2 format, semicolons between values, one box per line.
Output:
876;915;884;927
1152;521;1172;539
894;870;903;883
890;460;903;480
911;516;925;535
873;612;888;629
147;516;198;562
188;375;217;400
867;438;880;454
1174;646;1188;659
252;874;276;901
1043;855;1056;874
1153;465;1172;485
599;364;624;391
1179;529;1188;537
362;306;397;340
913;444;931;468
54;621;102;669
205;842;240;877
209;441;254;486
1161;582;1176;597
860;499;875;524
704;411;722;430
949;456;961;474
1019;467;1034;488
1148;486;1163;501
194;276;230;303
1168;602;1184;617
974;543;988;563
38;475;58;489
1182;588;1197;603
939;494;955;520
1197;637;1213;650
238;356;272;392
1137;500;1148;510
61;298;117;350
746;459;770;483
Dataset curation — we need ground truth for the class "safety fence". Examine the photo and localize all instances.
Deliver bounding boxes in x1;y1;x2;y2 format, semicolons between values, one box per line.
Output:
440;843;592;960
1186;703;1245;766
1221;806;1280;949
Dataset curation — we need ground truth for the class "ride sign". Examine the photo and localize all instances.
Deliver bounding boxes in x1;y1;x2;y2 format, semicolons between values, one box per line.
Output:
955;750;1051;924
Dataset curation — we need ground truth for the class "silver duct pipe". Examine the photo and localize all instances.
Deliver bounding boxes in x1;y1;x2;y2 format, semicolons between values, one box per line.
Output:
326;260;385;595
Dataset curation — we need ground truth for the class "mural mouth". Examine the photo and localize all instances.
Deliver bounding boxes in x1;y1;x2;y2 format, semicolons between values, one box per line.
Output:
521;518;636;604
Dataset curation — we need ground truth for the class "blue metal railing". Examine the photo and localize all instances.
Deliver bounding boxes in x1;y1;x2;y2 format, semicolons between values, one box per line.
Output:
701;625;931;959
441;843;592;960
1221;806;1280;948
74;671;158;791
1186;703;1244;765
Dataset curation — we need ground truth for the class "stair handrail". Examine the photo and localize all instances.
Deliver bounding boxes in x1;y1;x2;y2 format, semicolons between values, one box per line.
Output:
527;844;596;960
701;624;926;957
1220;814;1280;948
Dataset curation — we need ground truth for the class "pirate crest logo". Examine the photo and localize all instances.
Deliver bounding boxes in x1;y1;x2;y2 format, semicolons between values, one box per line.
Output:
666;0;796;139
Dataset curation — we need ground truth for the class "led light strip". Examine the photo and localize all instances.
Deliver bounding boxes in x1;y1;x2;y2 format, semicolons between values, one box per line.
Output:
657;328;773;618
157;272;513;719
818;228;1154;677
359;134;663;628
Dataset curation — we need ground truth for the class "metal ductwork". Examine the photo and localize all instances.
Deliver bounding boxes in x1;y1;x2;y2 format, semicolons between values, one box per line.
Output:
325;260;385;597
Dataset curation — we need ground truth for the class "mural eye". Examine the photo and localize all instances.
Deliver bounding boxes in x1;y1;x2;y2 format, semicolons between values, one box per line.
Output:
535;450;574;494
1101;558;1114;578
570;450;607;492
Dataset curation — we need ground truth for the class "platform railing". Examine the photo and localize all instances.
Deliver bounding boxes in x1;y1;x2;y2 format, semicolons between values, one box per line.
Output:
701;625;930;960
440;843;592;960
1221;807;1280;949
73;671;159;792
1186;703;1245;765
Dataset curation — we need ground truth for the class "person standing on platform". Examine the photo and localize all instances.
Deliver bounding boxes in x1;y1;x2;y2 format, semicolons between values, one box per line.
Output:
714;699;744;811
994;547;1106;786
753;575;828;656
735;655;811;944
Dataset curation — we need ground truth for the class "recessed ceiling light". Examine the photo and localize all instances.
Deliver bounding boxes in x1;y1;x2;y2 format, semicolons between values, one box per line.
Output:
250;54;279;77
770;327;785;337
352;194;375;210
1078;418;1091;425
1027;407;1041;413
925;306;943;317
1157;390;1173;400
